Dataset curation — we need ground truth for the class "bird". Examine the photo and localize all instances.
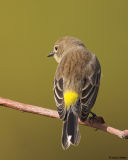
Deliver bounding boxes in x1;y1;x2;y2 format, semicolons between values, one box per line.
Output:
47;36;101;149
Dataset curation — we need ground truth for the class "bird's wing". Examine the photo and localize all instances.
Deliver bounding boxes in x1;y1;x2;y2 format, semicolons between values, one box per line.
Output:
54;78;66;120
80;68;101;122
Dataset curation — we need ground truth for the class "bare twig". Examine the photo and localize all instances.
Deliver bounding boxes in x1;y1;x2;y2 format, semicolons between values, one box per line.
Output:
0;97;128;139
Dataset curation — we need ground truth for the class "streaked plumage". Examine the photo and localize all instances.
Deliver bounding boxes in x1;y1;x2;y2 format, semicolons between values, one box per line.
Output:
48;36;101;149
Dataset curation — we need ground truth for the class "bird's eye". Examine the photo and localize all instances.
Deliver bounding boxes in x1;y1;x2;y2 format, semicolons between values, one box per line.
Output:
54;45;58;52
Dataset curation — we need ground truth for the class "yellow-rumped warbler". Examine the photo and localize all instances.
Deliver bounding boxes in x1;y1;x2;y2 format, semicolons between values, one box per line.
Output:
47;36;101;149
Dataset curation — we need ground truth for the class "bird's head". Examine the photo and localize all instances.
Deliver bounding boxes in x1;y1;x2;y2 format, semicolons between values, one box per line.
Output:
47;36;85;63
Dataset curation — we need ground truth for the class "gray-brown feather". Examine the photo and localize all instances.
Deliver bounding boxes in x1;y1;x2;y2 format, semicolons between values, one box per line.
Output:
80;58;101;122
54;47;101;122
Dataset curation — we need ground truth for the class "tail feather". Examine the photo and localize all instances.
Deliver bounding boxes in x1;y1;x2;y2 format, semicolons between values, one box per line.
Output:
62;106;80;150
62;120;69;149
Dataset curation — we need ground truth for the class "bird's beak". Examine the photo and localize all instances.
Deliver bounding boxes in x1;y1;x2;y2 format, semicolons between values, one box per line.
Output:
47;52;54;57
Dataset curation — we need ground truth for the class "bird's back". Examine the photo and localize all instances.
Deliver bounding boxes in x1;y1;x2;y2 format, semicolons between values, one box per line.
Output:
55;47;100;95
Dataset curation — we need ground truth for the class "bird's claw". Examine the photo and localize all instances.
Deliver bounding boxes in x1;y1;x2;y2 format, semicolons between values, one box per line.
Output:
88;112;105;124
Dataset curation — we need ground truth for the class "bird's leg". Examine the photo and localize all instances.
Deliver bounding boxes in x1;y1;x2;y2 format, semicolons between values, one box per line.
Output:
88;111;97;121
88;111;105;124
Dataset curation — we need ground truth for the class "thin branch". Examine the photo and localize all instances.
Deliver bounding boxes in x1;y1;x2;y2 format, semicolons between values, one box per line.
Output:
0;97;128;139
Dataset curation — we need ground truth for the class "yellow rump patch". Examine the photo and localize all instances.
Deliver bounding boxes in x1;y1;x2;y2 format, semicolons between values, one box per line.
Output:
64;91;78;108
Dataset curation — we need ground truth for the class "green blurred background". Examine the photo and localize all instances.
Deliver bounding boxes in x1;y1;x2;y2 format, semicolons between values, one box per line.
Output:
0;0;128;159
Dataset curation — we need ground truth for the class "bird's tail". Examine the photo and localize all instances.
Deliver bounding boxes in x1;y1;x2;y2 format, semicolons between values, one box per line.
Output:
62;106;80;150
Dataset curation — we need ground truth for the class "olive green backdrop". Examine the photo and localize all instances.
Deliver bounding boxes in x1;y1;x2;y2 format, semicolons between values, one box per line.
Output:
0;0;128;160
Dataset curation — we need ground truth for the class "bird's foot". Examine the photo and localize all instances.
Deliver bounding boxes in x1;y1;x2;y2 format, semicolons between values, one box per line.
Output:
88;111;97;121
88;112;105;124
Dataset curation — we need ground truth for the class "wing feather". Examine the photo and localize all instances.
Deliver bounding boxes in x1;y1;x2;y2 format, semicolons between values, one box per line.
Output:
80;69;101;122
54;78;66;120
